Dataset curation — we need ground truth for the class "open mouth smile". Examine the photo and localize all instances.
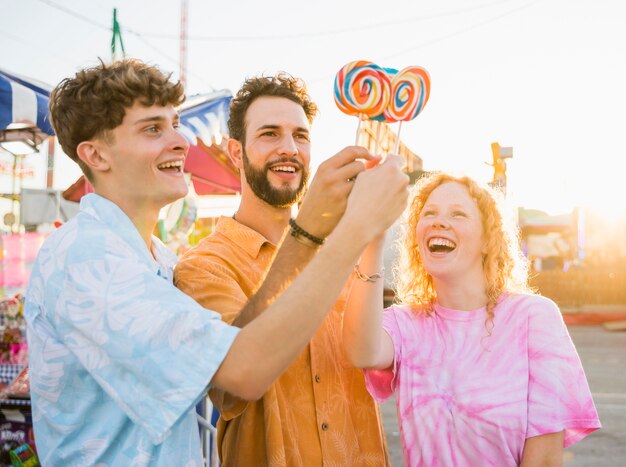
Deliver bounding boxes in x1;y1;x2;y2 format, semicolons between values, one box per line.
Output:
270;165;297;174
427;237;457;253
157;160;184;173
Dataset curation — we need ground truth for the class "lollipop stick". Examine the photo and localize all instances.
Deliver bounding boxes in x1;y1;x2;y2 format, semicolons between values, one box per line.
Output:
355;117;363;146
374;121;382;155
393;121;404;154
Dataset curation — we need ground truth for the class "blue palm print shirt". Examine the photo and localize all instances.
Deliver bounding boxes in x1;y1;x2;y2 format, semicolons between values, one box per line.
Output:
24;194;240;466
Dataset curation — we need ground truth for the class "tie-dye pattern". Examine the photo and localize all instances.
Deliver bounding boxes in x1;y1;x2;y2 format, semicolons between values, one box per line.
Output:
365;294;600;466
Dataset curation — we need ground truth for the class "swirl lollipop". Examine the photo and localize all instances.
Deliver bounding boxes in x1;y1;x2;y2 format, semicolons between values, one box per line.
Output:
385;66;431;153
370;67;397;154
334;60;392;144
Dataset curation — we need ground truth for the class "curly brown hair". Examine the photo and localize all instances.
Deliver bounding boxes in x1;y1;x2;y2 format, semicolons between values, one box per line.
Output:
49;58;185;181
394;172;532;325
228;72;318;144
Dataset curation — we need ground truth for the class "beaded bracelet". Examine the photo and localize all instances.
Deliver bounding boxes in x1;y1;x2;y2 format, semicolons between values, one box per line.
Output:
288;218;325;246
290;228;321;249
354;264;385;283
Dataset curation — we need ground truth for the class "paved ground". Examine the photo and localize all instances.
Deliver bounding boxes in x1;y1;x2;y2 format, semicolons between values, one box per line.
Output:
379;324;626;466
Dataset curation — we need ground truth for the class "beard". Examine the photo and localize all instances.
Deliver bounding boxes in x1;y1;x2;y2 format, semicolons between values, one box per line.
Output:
242;149;309;208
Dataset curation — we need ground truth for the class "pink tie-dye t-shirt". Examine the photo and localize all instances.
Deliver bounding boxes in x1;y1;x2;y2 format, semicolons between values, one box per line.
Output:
365;293;600;467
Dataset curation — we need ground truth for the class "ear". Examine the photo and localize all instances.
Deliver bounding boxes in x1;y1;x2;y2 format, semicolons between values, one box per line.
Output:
76;140;111;174
227;138;244;171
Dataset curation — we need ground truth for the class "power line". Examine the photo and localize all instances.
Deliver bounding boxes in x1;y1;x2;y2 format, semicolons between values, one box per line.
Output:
128;0;525;42
34;0;215;90
37;0;110;31
307;0;542;85
30;0;540;91
37;0;526;43
36;0;177;62
0;30;76;68
379;0;542;62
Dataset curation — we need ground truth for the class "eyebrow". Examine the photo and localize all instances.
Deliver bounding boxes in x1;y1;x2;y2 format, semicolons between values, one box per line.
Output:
423;203;469;210
133;114;180;125
255;124;309;133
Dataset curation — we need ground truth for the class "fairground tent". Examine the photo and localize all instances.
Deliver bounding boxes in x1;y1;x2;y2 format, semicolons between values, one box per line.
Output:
0;68;53;136
179;91;240;195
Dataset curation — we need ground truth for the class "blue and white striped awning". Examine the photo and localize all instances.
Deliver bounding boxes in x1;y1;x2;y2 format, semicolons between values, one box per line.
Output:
1;71;231;141
0;68;54;135
179;90;231;145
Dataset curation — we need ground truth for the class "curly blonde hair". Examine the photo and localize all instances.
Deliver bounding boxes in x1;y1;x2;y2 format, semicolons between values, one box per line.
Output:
394;172;532;324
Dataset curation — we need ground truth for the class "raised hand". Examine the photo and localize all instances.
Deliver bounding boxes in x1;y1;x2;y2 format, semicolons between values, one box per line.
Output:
342;154;409;244
295;146;381;239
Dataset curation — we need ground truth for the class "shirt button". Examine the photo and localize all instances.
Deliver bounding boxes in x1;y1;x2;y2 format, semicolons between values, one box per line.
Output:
315;374;321;383
321;422;329;431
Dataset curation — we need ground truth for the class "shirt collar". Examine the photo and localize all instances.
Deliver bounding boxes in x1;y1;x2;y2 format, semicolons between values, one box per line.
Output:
215;215;275;258
79;193;178;277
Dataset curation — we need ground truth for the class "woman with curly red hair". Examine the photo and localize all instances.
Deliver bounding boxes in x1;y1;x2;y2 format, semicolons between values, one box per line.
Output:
343;171;600;466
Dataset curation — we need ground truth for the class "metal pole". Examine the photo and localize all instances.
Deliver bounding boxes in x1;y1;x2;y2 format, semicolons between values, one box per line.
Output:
10;155;17;233
46;136;54;188
180;0;188;89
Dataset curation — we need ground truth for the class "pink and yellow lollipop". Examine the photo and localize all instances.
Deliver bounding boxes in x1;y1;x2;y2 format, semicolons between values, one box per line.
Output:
384;66;431;153
384;66;431;123
334;60;392;143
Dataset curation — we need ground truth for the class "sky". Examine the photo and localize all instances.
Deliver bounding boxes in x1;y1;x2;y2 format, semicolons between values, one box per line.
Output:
2;0;626;218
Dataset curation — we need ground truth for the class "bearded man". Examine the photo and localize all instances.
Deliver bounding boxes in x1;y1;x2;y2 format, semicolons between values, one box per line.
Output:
174;73;392;466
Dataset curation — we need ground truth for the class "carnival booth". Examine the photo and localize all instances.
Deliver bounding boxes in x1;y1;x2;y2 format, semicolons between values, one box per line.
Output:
1;67;54;297
0;294;32;466
0;68;52;466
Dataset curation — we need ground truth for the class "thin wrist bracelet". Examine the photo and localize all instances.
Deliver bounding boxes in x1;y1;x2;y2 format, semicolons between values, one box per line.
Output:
354;264;385;283
289;218;325;245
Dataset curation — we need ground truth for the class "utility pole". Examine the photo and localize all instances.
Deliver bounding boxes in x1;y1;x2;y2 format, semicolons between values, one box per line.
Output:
179;0;189;89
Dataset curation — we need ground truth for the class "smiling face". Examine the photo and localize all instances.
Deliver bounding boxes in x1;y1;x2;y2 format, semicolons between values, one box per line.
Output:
416;181;486;286
93;102;190;214
238;96;311;208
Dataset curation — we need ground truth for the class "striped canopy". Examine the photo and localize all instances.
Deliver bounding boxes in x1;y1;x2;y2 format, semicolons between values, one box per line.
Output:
179;90;231;145
178;90;240;195
1;70;232;141
0;68;54;135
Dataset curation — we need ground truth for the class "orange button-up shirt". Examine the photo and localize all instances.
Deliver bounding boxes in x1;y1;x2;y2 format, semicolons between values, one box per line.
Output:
174;216;389;467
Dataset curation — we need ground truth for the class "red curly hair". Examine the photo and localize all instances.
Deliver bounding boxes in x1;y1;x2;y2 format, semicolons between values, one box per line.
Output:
394;172;532;327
